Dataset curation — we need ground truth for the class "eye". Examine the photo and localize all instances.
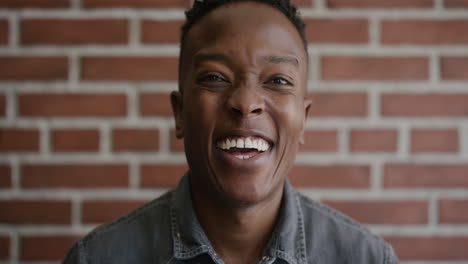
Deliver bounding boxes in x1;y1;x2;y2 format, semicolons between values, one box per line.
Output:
266;76;293;86
198;73;227;83
195;72;231;89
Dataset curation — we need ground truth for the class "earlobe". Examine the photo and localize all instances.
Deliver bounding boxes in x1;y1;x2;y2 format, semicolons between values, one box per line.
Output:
170;91;184;139
299;98;312;145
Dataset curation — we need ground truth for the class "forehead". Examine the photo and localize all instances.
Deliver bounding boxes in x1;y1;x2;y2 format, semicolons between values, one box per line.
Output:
182;2;307;68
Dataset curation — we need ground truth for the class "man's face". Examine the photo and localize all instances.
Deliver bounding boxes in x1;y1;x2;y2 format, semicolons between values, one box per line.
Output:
172;2;310;206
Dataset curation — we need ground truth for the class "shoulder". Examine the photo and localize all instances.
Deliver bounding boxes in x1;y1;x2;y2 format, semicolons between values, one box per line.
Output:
63;191;174;264
296;192;398;264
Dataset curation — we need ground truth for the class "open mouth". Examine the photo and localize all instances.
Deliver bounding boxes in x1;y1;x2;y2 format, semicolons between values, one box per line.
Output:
216;136;271;160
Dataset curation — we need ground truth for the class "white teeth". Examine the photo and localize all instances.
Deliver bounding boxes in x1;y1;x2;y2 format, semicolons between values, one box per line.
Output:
252;140;258;150
234;154;250;160
245;138;252;148
217;136;270;152
236;138;244;148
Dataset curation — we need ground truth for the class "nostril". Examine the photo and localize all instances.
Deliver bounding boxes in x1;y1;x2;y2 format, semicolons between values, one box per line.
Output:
251;108;262;114
230;107;242;115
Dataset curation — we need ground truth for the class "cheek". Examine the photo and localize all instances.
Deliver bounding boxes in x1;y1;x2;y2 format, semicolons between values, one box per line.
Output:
184;92;220;144
271;96;305;131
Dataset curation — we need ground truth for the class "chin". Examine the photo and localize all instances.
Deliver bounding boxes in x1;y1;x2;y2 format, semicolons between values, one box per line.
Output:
214;171;283;207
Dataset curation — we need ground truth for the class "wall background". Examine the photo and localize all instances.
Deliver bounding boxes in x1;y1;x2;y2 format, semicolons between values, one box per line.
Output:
0;0;468;263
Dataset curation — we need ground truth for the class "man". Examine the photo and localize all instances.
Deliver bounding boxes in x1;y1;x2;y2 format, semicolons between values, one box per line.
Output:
64;0;399;263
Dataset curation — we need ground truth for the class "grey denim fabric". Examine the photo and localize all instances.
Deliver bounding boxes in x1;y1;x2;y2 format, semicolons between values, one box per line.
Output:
63;174;399;264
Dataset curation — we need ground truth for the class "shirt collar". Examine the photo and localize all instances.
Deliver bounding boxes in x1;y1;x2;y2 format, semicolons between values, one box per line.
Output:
170;172;306;264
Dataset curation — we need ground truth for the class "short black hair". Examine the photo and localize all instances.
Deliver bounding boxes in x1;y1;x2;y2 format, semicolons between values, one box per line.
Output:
178;0;307;89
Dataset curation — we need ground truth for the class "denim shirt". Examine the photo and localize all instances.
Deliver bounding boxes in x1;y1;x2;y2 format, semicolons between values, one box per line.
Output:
63;174;399;264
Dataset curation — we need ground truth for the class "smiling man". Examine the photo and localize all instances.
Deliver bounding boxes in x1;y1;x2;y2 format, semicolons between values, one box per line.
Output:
64;1;398;263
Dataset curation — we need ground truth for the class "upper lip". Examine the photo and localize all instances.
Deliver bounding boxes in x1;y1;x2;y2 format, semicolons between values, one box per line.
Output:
215;129;275;147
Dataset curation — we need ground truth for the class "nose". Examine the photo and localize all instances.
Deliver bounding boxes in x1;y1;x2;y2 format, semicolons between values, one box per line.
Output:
226;84;264;118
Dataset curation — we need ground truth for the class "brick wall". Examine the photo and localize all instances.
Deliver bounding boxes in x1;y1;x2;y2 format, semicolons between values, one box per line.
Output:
0;0;467;263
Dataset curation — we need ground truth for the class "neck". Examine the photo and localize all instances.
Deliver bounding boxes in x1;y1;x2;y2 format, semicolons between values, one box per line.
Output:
191;183;284;264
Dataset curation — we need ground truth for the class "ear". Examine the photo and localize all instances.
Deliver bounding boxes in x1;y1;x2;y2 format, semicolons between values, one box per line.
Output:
170;91;184;139
299;98;312;145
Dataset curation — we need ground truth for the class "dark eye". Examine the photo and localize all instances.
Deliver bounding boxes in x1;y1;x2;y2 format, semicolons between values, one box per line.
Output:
267;76;293;86
198;73;226;83
196;72;230;89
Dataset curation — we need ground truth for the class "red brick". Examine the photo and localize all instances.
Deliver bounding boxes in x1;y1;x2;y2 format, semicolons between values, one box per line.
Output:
0;164;11;188
170;129;184;152
350;129;398;152
0;20;8;44
140;92;173;116
385;236;468;260
0;56;67;80
82;199;148;223
441;57;468;80
382;94;468;117
142;20;183;44
140;164;188;188
307;92;367;117
0;0;69;8
0;128;39;152
82;0;190;8
0;200;70;224
0;235;9;260
384;163;468;188
21;164;129;189
21;19;128;45
328;0;433;8
82;57;178;81
52;129;100;152
445;0;468;7
321;56;428;80
300;130;338;152
18;93;127;117
112;128;159;152
289;165;370;188
382;20;468;45
21;235;80;261
0;94;6;116
439;199;468;223
305;19;368;44
324;200;428;224
411;128;458;153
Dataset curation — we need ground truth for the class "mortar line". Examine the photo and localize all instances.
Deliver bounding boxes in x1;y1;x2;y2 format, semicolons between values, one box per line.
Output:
434;0;444;10
368;14;380;48
71;195;81;228
5;86;15;121
129;13;140;49
428;194;439;229
68;51;80;88
71;0;81;9
460;123;468;159
397;123;410;160
11;231;18;264
429;51;440;85
11;157;20;192
368;86;380;124
39;122;50;157
8;12;18;48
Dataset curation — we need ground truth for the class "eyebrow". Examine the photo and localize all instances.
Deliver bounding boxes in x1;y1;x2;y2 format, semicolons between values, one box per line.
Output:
193;53;299;68
261;55;299;68
193;53;229;67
